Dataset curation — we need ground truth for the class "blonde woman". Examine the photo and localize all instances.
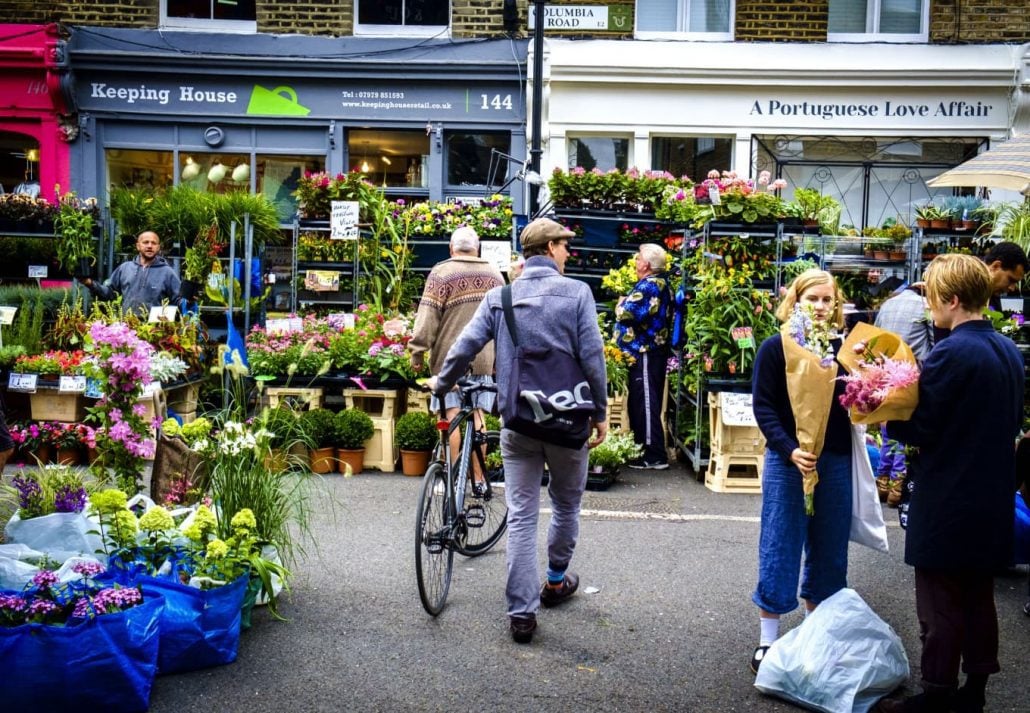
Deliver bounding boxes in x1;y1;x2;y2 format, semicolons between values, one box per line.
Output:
749;269;853;673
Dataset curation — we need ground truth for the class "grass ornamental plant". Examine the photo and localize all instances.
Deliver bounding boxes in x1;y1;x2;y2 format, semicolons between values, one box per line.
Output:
333;408;375;450
395;411;437;452
5;465;89;518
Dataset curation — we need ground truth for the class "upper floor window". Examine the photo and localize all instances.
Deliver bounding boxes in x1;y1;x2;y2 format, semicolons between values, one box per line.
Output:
161;0;257;33
355;0;450;37
636;0;734;40
828;0;927;42
568;136;630;172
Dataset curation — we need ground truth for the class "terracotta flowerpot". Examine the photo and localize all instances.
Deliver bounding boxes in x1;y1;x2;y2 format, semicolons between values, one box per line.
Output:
399;449;431;477
889;251;907;261
915;218;931;229
336;448;365;475
309;446;336;474
929;219;951;230
264;449;289;473
876;475;890;503
56;447;82;466
32;445;52;465
86;447;99;464
864;249;875;258
873;250;890;261
961;220;978;231
887;480;904;508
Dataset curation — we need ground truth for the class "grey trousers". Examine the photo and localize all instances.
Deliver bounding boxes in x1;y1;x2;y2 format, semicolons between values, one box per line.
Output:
501;428;589;616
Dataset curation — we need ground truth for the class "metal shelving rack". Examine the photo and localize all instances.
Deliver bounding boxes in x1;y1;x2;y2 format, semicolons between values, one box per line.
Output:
291;219;360;313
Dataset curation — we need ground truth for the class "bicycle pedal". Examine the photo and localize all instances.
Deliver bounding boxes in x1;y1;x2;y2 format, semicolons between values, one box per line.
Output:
465;505;486;528
425;536;445;555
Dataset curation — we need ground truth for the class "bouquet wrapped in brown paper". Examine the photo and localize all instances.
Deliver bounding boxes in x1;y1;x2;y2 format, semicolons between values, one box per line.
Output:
837;322;920;425
781;305;839;515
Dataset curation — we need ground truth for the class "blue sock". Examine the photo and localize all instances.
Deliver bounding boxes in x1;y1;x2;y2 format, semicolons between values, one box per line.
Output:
546;567;565;585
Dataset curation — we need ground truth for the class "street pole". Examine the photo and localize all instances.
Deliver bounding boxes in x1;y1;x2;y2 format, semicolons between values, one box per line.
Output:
529;0;546;216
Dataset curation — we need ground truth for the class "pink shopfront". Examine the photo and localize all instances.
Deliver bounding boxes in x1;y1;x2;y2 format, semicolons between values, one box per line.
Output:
0;23;73;202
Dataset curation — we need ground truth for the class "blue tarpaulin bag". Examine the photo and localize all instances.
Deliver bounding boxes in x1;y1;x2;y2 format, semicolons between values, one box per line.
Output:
1015;492;1030;564
140;573;248;674
0;594;164;712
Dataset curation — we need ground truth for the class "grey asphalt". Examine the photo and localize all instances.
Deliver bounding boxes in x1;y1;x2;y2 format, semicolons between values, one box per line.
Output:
137;463;1027;712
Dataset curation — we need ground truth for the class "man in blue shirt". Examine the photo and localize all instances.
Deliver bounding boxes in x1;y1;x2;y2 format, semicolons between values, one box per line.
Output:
615;243;672;469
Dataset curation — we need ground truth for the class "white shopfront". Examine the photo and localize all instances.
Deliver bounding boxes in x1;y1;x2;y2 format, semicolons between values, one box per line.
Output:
537;40;1026;228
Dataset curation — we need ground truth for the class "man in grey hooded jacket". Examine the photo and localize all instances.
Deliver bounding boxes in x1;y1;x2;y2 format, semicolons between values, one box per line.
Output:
84;231;180;316
431;217;607;645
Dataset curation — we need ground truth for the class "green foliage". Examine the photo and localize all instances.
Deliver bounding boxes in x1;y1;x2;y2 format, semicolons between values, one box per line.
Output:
587;430;643;470
257;406;301;449
0;345;26;368
53;192;97;273
109;186;154;240
333;408;375;449
298;408;337;449
5;292;47;354
395;411;437;451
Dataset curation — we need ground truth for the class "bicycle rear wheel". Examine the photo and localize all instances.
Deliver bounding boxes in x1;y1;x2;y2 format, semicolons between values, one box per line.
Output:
415;462;454;616
459;430;508;557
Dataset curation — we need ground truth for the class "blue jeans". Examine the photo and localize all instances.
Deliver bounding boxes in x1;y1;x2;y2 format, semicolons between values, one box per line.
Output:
752;447;852;615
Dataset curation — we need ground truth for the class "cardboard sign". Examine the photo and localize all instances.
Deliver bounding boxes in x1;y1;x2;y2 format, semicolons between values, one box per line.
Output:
0;306;16;326
28;265;48;278
267;317;305;335
58;375;87;393
719;392;758;427
148;305;178;322
480;241;513;274
330;200;360;240
304;270;340;292
7;373;37;393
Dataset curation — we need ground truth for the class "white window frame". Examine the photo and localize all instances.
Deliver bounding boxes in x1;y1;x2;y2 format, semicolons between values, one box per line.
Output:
159;0;257;33
353;0;451;38
827;0;929;43
635;0;735;41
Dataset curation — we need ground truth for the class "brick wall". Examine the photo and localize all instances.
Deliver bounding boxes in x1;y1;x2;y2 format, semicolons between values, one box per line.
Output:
931;0;1030;43
735;0;827;42
257;0;352;36
452;1;634;39
0;0;156;27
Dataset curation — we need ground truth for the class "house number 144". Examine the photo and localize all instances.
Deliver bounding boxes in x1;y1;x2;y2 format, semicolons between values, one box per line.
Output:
480;94;513;111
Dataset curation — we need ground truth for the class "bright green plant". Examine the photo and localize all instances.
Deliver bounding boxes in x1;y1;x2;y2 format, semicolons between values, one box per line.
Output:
333;408;375;450
395;411;437;451
587;430;643;471
53;191;97;274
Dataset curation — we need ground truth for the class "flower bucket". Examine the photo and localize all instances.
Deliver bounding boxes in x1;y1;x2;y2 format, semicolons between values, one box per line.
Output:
399;449;431;477
139;574;248;674
336;447;365;475
309;446;335;474
4;511;104;562
56;446;83;466
0;594;164;712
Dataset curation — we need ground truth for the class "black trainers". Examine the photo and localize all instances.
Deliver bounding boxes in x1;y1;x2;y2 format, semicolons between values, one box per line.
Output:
509;614;536;644
750;645;770;674
627;459;669;470
539;572;579;608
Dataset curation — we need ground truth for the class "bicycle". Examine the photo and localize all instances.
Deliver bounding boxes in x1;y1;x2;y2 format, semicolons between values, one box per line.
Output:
415;378;508;616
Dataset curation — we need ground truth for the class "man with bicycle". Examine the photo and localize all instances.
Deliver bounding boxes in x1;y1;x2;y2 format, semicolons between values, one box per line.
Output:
410;225;505;477
431;217;608;644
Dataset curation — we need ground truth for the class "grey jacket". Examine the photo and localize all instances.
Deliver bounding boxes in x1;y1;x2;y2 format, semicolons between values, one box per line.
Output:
93;255;181;315
437;256;608;423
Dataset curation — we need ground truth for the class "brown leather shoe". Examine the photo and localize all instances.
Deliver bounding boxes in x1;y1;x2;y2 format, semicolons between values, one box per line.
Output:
509;614;536;644
539;572;579;608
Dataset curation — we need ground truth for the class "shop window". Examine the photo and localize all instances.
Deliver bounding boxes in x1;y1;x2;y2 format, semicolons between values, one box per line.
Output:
636;0;734;39
828;0;926;42
257;155;325;222
355;0;450;36
178;153;251;195
568;137;629;172
348;128;431;190
0;132;41;197
651;136;733;181
445;131;509;187
106;149;174;192
161;0;257;32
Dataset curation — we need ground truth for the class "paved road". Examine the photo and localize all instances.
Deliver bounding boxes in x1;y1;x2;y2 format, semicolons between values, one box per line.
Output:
141;464;1028;712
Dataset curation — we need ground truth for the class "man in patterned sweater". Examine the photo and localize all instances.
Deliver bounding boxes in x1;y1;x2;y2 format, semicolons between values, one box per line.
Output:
615;243;672;469
410;225;505;438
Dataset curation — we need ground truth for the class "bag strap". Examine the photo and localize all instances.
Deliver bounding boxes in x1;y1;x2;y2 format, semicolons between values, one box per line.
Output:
501;284;520;348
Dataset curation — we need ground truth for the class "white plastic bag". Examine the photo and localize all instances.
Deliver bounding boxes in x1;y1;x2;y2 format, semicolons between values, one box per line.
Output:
849;425;889;553
3;511;104;563
0;544;46;590
755;588;909;713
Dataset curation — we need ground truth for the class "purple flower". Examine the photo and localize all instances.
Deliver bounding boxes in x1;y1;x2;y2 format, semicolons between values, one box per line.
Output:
32;570;60;589
72;561;105;578
12;475;42;511
54;485;88;514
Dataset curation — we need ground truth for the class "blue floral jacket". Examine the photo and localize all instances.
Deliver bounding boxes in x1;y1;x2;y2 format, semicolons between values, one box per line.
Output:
614;272;672;359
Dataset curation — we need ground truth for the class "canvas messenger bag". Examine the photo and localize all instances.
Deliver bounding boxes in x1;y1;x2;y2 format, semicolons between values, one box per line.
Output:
500;284;595;449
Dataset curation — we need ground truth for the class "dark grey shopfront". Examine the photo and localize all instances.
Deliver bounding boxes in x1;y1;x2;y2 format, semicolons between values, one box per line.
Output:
67;28;529;222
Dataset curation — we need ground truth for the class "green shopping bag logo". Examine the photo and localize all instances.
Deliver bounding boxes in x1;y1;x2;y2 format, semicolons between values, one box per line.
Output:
246;85;311;116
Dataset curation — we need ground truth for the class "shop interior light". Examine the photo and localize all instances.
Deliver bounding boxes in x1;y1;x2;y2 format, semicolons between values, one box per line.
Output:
207;163;227;183
25;148;40;162
381;156;392;165
232;162;250;182
181;156;201;181
360;160;370;173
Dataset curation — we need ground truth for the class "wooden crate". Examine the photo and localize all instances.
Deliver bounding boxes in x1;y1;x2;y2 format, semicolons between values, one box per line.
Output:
363;417;398;472
405;388;430;415
266;387;323;411
29;392;87;422
343;388;400;419
607;392;630;432
166;383;200;415
708;392;765;456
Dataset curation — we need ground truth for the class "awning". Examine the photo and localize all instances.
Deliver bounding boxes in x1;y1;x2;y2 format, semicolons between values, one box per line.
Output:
927;134;1030;195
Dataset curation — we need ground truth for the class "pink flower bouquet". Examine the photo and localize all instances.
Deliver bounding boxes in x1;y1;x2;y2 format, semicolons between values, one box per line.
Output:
837;322;920;425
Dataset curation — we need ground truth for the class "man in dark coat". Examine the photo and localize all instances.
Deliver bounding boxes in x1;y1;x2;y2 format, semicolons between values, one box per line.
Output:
878;254;1024;713
83;231;180;316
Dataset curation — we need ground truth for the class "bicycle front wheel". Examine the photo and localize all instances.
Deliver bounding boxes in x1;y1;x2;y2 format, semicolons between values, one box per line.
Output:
415;462;454;616
459;430;508;557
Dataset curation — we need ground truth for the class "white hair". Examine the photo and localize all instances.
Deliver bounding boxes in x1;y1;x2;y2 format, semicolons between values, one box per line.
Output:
450;226;480;253
639;243;667;271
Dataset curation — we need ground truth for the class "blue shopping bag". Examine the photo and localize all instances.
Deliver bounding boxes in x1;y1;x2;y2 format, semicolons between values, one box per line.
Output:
1015;492;1030;565
0;594;164;712
140;573;248;674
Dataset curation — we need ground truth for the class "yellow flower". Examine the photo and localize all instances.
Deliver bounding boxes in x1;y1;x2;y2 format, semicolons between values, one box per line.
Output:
139;506;175;532
230;508;257;534
206;539;229;559
90;488;128;515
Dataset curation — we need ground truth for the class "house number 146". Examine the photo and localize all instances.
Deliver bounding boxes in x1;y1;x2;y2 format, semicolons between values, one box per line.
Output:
480;94;513;111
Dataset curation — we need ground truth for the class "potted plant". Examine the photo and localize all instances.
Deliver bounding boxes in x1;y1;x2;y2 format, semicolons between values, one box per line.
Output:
333;407;375;474
913;203;935;229
54;190;98;280
181;222;221;302
395;411;437;477
883;220;912;260
791;188;839;229
586;430;643;490
298;408;337;474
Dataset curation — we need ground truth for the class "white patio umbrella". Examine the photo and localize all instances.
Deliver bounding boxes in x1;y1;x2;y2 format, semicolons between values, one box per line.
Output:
927;134;1030;195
